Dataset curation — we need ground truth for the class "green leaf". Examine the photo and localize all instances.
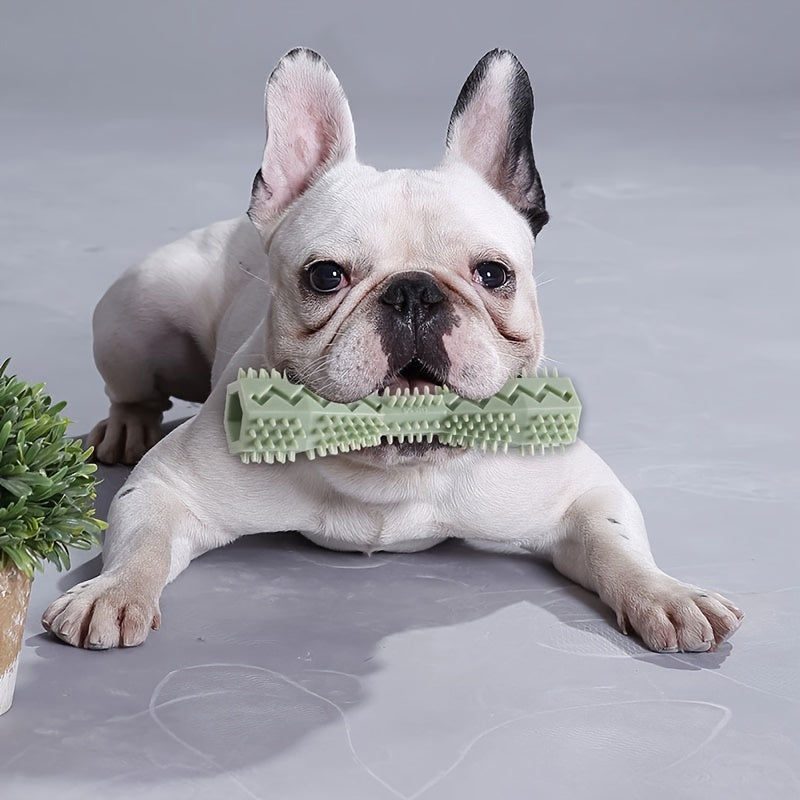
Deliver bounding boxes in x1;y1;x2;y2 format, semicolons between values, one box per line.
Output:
0;545;34;578
0;476;33;498
0;420;12;452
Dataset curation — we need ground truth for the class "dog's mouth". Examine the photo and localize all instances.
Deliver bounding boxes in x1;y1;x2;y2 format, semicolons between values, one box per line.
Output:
380;358;445;395
371;358;450;457
288;358;454;458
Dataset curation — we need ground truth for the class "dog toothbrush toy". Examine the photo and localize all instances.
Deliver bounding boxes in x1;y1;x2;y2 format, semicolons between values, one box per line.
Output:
224;369;581;464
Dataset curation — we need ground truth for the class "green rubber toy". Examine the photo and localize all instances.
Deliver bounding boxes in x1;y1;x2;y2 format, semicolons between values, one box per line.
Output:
224;369;581;464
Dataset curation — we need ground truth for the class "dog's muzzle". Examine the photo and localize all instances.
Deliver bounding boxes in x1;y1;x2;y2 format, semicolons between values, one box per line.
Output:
378;272;455;393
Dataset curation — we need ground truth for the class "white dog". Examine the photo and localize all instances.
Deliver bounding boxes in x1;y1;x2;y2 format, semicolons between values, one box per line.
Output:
42;48;742;653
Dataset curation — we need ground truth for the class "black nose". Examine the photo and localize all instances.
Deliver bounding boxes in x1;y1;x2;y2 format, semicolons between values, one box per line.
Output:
380;273;445;322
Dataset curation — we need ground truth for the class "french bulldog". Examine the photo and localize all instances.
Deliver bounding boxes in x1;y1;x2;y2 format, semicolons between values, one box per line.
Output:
42;48;743;653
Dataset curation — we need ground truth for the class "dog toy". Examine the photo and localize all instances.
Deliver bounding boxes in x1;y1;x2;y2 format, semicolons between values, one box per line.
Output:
224;369;581;464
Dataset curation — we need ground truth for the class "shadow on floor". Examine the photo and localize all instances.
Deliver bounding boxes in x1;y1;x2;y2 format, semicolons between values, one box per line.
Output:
10;451;734;789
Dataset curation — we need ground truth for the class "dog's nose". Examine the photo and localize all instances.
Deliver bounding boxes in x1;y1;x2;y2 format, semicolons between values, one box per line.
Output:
380;273;445;321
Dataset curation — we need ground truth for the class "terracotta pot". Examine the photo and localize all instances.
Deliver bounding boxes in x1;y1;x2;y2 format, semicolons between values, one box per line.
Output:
0;561;32;716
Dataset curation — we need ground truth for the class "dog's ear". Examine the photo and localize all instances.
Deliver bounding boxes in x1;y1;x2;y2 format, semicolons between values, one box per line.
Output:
248;48;356;234
444;50;549;237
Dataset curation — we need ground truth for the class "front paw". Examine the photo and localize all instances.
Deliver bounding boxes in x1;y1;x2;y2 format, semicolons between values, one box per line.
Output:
41;574;161;650
615;575;743;653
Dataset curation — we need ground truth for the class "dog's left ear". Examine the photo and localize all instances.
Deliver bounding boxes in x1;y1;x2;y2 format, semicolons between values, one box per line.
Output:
248;48;356;235
444;50;549;237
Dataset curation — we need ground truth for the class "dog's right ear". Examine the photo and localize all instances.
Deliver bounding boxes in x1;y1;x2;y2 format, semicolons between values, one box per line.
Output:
248;48;356;235
444;50;548;237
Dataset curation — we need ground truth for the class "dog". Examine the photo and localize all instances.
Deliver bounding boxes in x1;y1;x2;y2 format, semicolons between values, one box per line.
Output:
41;48;742;653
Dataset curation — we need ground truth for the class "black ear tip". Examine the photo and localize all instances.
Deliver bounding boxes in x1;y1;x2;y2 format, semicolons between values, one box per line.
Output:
284;47;325;63
268;48;330;86
471;49;531;93
271;48;328;80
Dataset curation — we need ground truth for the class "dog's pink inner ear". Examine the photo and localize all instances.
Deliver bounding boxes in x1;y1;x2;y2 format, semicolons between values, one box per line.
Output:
447;79;511;192
249;49;356;233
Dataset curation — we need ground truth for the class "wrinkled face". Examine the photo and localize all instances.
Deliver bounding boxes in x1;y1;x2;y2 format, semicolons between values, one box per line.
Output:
264;161;543;408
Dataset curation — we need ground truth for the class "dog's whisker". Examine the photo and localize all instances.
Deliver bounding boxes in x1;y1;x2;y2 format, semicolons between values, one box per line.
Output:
237;262;269;285
214;347;266;360
299;355;333;377
538;355;564;373
540;354;561;365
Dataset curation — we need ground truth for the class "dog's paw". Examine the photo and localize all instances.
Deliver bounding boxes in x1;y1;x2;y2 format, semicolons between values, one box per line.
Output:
615;576;743;653
88;402;164;465
41;575;161;649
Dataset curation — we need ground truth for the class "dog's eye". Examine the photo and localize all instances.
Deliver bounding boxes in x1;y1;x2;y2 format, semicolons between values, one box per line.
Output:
473;261;509;289
307;261;348;293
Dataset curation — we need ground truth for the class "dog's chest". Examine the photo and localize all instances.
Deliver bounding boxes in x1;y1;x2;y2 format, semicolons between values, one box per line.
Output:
306;498;446;554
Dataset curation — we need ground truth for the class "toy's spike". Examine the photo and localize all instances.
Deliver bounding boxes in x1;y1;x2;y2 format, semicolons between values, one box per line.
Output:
224;371;581;463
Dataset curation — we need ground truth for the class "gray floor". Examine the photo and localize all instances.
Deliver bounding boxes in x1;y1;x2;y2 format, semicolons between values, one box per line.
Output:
2;4;800;798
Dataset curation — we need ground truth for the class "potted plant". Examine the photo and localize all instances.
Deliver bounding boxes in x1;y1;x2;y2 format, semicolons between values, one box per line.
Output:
0;359;105;715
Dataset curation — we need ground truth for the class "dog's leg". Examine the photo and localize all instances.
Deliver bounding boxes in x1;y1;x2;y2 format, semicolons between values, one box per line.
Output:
88;268;213;465
41;475;210;648
88;264;217;465
88;297;209;465
44;395;316;649
550;484;743;652
86;218;260;465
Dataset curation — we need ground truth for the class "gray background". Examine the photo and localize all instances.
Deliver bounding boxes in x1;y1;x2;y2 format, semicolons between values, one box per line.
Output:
1;2;799;798
1;0;798;432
